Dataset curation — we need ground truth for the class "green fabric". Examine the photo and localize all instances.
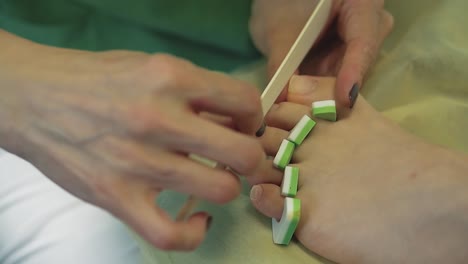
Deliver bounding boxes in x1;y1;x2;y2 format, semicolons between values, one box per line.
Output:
0;0;261;71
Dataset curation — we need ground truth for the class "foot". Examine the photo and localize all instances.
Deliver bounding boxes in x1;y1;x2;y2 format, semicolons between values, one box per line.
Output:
250;75;467;263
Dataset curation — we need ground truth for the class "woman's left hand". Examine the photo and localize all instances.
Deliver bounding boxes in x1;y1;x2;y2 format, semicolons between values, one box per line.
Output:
249;0;393;108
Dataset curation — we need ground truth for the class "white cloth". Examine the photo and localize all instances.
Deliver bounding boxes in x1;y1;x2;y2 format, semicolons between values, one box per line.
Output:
0;149;142;264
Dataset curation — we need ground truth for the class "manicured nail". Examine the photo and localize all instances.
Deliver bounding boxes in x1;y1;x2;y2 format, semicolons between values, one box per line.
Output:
288;75;318;95
250;185;262;201
349;83;359;109
255;121;266;137
206;215;213;231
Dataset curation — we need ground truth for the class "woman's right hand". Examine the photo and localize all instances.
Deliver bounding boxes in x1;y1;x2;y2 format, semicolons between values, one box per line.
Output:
0;32;279;250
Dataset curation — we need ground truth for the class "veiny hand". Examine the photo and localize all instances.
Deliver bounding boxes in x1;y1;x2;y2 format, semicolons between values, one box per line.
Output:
249;0;394;107
249;76;468;263
1;40;274;251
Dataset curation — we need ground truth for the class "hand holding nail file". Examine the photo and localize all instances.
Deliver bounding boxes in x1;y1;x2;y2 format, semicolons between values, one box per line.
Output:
177;0;332;245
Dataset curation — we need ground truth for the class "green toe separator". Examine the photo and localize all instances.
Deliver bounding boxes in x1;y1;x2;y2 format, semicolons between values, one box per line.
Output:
281;166;299;197
274;140;295;170
272;197;301;245
288;115;316;145
312;104;337;122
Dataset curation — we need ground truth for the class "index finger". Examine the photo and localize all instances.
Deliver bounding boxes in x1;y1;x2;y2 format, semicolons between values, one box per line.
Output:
184;67;264;136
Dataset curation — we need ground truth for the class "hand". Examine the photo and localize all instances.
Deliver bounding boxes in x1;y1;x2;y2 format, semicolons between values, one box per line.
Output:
249;0;394;107
249;76;468;263
0;35;273;251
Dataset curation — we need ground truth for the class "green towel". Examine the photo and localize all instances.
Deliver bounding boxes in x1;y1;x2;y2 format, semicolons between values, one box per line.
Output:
0;0;261;71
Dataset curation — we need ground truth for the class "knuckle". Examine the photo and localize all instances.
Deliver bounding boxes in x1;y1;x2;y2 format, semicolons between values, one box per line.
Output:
145;54;184;90
357;39;379;72
125;105;155;136
126;104;183;138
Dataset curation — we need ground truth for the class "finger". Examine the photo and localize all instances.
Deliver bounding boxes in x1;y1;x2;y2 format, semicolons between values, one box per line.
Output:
198;112;235;129
335;0;381;107
160;153;242;204
91;136;242;204
247;159;283;186
258;126;288;156
188;68;264;135
170;114;268;179
250;184;284;220
380;10;395;40
116;188;210;251
129;107;268;180
265;102;311;131
287;75;336;106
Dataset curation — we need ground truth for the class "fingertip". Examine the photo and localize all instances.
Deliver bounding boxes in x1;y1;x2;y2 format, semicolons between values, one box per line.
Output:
336;66;361;108
185;211;211;229
255;121;266;137
250;184;284;220
157;212;211;251
205;170;241;205
119;190;209;251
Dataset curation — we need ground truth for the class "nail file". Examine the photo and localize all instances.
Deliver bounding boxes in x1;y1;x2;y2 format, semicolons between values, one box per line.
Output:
287;115;316;145
260;0;333;114
177;0;331;221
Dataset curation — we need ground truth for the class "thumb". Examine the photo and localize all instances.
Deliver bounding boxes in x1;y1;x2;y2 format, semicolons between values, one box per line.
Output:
250;184;284;220
335;0;381;108
116;189;211;251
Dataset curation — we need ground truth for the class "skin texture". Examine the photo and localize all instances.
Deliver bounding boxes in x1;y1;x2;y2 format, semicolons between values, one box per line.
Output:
0;0;394;252
0;30;275;251
249;0;394;107
250;75;468;263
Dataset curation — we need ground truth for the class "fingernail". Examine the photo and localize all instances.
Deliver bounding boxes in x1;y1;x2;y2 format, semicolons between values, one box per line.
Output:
250;185;263;201
288;75;318;95
206;215;213;231
255;121;266;137
349;83;359;109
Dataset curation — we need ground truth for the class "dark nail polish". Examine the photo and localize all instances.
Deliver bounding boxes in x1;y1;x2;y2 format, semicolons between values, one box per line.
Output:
349;83;359;109
255;121;266;137
206;216;213;231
